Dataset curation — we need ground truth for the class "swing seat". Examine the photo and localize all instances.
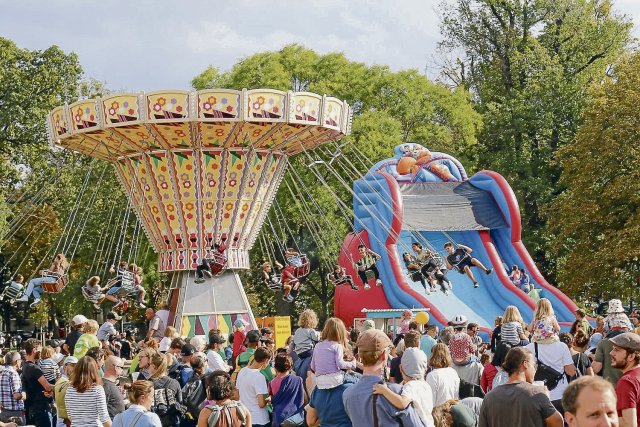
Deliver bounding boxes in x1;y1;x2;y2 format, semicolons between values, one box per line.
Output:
0;281;24;303
206;254;227;276
81;287;103;306
327;273;351;286
265;276;282;291
292;254;310;278
39;270;69;293
108;270;137;298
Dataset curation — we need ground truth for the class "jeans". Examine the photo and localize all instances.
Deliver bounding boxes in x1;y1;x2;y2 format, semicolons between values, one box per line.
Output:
357;264;380;285
196;259;211;279
28;407;53;427
24;276;53;299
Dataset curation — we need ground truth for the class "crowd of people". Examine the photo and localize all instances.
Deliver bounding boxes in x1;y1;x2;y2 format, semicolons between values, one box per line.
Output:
1;298;640;426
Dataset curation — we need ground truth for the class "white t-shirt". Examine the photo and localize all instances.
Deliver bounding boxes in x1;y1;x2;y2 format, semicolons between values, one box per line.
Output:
207;349;230;372
426;367;460;406
402;380;435;427
158;337;171;353
236;367;269;425
526;341;573;401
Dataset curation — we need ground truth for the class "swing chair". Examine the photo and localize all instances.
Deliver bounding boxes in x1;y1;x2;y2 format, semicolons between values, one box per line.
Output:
0;279;24;304
40;271;70;293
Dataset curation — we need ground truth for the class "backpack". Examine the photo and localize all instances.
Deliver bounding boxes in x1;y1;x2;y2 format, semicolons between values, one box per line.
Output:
533;343;565;390
182;374;206;420
458;378;485;399
151;380;187;426
206;401;247;427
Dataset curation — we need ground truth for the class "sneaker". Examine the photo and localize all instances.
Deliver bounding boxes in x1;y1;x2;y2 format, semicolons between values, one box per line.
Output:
424;288;431;295
282;296;289;302
444;290;450;295
351;285;359;291
194;278;205;284
30;299;41;308
375;279;382;287
16;295;28;302
485;268;493;275
473;282;479;288
364;284;371;290
203;270;213;278
287;295;294;302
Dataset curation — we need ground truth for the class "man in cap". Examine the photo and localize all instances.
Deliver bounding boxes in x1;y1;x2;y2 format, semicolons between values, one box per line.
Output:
62;315;87;355
97;311;122;342
177;343;196;386
594;301;632;386
54;356;77;427
234;330;274;382
342;329;426;427
610;332;640;426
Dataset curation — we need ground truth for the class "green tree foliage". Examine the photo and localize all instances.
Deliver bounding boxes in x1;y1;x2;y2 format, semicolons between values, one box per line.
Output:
193;44;481;321
439;0;632;278
550;53;640;301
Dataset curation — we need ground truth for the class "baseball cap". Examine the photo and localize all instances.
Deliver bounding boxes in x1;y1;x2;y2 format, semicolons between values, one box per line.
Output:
209;334;226;345
63;356;78;365
246;330;261;343
401;347;428;380
610;332;640;352
72;315;88;326
52;353;65;364
233;318;249;328
181;343;196;356
106;311;122;321
357;329;392;353
260;327;272;335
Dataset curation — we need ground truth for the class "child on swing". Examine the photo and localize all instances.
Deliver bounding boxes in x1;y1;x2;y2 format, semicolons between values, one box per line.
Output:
133;266;147;308
82;276;121;309
262;261;283;290
195;239;228;283
327;264;358;291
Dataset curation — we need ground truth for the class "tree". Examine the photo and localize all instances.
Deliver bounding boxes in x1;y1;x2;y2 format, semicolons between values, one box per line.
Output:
550;53;640;301
438;0;632;279
193;45;481;321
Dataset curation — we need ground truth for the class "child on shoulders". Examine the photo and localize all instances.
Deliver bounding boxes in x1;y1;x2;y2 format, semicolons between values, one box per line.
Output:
310;317;358;389
527;298;560;344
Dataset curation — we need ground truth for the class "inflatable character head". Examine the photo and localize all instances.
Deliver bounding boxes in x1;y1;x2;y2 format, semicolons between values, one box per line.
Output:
395;143;431;176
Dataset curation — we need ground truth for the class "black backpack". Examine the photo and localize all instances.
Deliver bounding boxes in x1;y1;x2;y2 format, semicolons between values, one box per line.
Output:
533;343;565;390
182;374;206;420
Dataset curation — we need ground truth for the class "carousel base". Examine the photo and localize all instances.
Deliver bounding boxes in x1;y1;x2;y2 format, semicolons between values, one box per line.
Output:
167;271;256;338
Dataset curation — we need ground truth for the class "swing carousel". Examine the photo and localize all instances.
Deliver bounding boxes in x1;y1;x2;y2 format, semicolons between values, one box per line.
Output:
47;89;352;333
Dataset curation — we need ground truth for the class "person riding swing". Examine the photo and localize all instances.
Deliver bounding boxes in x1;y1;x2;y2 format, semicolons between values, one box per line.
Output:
17;253;70;307
327;264;358;291
349;244;382;290
195;239;228;284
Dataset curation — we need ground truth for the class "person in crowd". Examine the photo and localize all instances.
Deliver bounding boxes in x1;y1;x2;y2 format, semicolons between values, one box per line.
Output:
565;330;594;379
509;265;522;286
112;380;162;427
158;326;178;353
291;309;320;384
593;308;631;386
181;356;207;426
106;335;122;358
38;346;60;384
342;328;425;426
443;242;492;288
604;299;632;334
119;330;135;360
373;345;435;426
349;244;383;289
63;315;87;356
466;323;483;355
421;324;438;359
206;333;231;373
562;376;619;427
54;356;77;427
609;332;640;426
432;399;478;427
528;298;560;344
17;253;69;307
64;356;111;427
488;342;512;392
500;305;529;346
310;316;357;390
0;351;24;425
269;354;305;426
427;343;460;406
490;316;502;353
479;347;563;427
73;320;100;359
449;324;483;397
197;371;250;427
571;308;593;336
102;355;125;420
136;348;157;382
97;311;122;343
439;327;454;346
172;344;195;386
85;347;106;374
236;347;272;427
189;336;206;354
526;329;576;413
21;338;54;426
232;318;248;361
232;330;273;383
145;308;166;342
398;309;414;335
149;352;184;427
306;360;355;427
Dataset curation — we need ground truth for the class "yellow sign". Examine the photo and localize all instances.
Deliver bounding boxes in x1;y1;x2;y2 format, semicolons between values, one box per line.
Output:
259;316;291;349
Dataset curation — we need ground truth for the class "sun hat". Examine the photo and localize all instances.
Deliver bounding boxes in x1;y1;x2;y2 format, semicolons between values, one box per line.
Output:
401;347;428;380
608;299;625;314
63;355;78;365
362;319;376;331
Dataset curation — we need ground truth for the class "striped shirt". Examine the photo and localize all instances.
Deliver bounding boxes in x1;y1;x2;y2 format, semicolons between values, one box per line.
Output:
0;366;24;411
64;384;111;426
356;254;377;270
500;322;524;345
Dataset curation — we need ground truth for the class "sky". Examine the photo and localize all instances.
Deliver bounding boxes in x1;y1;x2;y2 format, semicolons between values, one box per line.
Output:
1;0;639;92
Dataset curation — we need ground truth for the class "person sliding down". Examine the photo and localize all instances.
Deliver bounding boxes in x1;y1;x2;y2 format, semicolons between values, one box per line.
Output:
412;243;450;294
327;264;358;290
17;253;69;308
349;244;382;290
403;252;429;293
194;239;227;283
444;241;492;288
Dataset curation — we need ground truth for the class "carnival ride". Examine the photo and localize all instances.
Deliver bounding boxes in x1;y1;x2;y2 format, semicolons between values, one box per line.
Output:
334;143;579;338
41;88;351;334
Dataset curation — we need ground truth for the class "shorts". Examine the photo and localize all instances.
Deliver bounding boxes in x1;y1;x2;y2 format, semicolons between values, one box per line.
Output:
454;256;473;272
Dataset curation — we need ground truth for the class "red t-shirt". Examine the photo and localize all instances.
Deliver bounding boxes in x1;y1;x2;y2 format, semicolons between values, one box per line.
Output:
233;330;246;358
481;363;498;393
616;366;640;424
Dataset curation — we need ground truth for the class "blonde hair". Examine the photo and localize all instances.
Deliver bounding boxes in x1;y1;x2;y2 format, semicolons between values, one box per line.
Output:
298;309;318;329
40;346;55;360
86;276;100;286
534;298;555;320
432;400;460;427
164;326;178;339
429;343;453;369
84;319;99;334
127;380;154;405
320;317;349;349
503;306;524;324
150;352;168;378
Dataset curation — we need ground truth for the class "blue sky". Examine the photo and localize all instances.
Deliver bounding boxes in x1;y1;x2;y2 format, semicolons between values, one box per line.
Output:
1;0;638;92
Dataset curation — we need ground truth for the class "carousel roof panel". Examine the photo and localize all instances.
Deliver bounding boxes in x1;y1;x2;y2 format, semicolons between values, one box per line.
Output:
48;89;352;159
